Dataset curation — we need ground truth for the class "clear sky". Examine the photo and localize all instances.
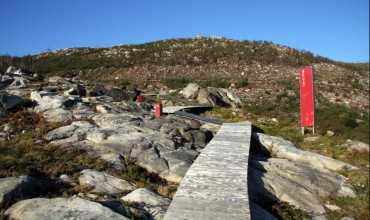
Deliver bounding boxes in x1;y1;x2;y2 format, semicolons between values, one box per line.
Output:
0;0;368;62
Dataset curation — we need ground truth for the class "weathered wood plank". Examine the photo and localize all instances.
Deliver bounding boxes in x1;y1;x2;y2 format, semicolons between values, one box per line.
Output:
164;121;252;220
162;105;211;114
173;111;223;125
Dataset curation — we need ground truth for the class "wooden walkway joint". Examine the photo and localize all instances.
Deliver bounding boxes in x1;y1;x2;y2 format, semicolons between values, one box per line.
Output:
164;121;252;220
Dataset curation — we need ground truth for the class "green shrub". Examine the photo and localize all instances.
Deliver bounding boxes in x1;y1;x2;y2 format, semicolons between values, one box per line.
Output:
163;78;191;89
198;79;230;88
119;79;131;87
235;79;249;88
316;100;369;143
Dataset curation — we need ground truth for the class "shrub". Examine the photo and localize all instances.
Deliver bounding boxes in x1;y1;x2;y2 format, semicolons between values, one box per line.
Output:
163;78;191;89
119;79;131;87
198;79;230;88
235;78;249;88
316;100;369;143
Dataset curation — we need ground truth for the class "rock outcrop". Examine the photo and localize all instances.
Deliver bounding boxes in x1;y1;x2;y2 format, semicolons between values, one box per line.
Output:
0;92;26;116
180;83;242;108
254;133;358;172
78;169;136;195
343;139;369;152
4;197;129;220
44;113;210;183
122;188;170;220
249;158;356;216
0;176;51;208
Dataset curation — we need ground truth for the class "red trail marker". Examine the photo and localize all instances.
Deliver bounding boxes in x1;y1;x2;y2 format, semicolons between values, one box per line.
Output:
154;103;162;119
299;65;315;134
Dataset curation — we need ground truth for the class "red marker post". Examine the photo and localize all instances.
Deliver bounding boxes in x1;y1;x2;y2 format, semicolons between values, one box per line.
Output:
154;103;162;119
299;65;315;135
136;95;143;103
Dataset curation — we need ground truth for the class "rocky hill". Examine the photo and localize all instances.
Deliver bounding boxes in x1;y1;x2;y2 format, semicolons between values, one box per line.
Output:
0;37;368;112
0;37;368;220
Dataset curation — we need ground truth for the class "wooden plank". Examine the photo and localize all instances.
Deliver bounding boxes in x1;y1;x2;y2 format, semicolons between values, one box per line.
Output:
164;121;252;220
162;105;212;114
173;110;223;125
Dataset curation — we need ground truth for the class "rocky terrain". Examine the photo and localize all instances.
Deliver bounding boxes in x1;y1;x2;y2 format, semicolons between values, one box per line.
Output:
0;38;368;220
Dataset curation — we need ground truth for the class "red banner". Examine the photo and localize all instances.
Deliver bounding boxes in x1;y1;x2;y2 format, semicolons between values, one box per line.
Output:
299;65;315;127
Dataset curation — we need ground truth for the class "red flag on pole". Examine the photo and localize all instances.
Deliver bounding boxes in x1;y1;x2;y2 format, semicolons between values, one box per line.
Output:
299;65;315;132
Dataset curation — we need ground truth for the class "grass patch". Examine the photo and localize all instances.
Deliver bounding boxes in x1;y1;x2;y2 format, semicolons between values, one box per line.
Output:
162;78;191;89
0;137;109;178
235;78;249;88
204;107;246;122
270;202;311;220
315;100;369;143
326;168;369;220
258;121;304;145
0;110;174;195
197;78;230;88
244;96;369;144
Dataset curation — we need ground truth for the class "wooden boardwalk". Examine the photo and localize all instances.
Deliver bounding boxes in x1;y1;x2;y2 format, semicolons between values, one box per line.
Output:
164;121;252;220
162;105;211;114
173;111;223;125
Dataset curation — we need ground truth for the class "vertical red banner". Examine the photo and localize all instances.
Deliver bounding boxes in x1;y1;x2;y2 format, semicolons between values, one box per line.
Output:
299;65;315;127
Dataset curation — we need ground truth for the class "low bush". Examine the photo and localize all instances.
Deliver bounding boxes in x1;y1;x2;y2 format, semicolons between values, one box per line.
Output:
163;78;191;89
198;79;230;88
235;78;249;88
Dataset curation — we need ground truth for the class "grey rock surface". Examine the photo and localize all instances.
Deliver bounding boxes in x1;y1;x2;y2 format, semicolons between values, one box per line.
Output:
4;197;129;220
248;158;356;216
44;116;202;183
122;188;170;220
180;83;200;99
254;133;357;172
79;169;135;195
344;139;369;152
42;108;73;123
7;77;28;89
0;176;50;208
0;92;25;112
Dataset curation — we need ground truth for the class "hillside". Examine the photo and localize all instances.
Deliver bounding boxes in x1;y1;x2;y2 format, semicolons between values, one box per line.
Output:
0;37;369;219
1;38;369;111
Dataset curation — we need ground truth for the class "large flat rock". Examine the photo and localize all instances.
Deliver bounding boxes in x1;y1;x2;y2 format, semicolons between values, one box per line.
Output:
4;197;129;220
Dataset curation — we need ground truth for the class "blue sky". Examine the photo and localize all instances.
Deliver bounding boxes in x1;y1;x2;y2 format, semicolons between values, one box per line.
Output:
0;0;368;62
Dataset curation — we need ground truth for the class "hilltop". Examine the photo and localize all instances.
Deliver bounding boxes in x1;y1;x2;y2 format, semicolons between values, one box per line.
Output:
1;37;368;75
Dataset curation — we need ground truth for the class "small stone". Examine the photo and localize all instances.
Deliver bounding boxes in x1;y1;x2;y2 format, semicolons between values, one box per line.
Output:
85;193;99;200
79;169;136;195
271;118;278;123
325;204;341;211
311;215;328;220
304;136;320;142
180;83;200;99
344;139;369;152
340;217;355;220
121;188;170;220
326;130;335;136
59;174;73;184
96;105;111;113
355;119;364;124
2;123;14;133
42;108;73;123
